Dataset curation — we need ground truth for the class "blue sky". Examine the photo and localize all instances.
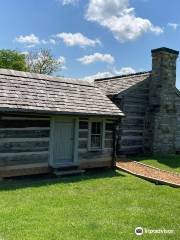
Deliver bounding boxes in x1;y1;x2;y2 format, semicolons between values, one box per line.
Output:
0;0;180;87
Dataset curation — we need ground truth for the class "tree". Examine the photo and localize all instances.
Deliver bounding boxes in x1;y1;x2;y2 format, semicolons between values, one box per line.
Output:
0;49;27;71
26;48;62;75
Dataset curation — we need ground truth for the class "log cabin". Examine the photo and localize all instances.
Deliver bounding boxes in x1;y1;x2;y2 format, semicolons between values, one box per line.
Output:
0;47;179;178
0;68;123;178
95;47;180;155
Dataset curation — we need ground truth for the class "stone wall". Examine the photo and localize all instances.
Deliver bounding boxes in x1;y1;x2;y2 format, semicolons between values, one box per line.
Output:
148;48;179;154
115;47;179;155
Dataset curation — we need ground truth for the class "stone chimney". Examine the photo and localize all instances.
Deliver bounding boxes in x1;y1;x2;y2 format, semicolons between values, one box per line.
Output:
149;47;179;153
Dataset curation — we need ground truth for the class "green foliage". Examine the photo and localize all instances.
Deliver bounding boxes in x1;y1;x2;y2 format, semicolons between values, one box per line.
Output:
0;49;27;71
0;49;62;75
0;161;179;240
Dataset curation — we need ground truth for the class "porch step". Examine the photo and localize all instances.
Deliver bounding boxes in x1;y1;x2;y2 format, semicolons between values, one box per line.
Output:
53;169;85;177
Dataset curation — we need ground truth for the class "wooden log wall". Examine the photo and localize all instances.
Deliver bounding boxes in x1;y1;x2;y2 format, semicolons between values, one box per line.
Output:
0;114;115;174
0;115;50;168
78;117;114;168
116;81;150;155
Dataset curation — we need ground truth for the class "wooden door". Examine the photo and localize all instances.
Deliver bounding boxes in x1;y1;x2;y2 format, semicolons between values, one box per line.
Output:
53;120;74;166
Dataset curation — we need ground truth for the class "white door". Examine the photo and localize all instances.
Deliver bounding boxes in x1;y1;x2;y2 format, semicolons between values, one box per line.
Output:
52;120;74;166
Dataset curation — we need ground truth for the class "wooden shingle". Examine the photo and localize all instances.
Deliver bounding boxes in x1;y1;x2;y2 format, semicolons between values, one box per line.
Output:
0;69;123;116
94;71;151;96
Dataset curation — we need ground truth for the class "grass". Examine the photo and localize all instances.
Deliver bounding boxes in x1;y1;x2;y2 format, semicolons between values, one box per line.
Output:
131;154;180;173
0;161;179;240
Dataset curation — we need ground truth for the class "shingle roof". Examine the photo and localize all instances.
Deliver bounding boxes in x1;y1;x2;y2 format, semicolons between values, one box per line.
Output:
94;71;151;96
0;69;123;116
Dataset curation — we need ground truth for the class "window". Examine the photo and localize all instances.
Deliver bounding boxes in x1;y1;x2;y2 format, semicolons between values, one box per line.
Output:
90;122;102;149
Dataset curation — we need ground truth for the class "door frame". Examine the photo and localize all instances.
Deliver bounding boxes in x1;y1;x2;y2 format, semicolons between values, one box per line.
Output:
49;116;79;168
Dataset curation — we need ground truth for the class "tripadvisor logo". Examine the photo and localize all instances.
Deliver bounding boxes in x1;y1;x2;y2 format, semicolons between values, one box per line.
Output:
135;227;144;236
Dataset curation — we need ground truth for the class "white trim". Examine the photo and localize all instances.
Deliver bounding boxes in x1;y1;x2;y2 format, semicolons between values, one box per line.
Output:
87;118;115;152
49;117;78;168
88;118;104;152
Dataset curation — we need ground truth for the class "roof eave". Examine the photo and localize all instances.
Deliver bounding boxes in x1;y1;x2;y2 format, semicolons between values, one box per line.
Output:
94;71;151;82
0;107;124;118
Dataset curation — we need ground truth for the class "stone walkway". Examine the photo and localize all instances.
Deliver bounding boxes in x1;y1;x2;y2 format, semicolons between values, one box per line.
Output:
116;160;180;187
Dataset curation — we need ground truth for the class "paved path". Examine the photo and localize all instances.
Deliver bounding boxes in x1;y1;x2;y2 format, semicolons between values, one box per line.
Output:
116;160;180;187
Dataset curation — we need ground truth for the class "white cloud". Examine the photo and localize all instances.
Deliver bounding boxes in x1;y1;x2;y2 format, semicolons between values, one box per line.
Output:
49;39;56;44
82;66;137;82
60;0;79;5
15;34;56;47
15;34;40;45
82;71;113;82
42;39;57;45
57;56;67;69
55;32;101;47
86;0;163;42
77;53;114;64
113;66;136;75
168;22;180;30
41;40;48;44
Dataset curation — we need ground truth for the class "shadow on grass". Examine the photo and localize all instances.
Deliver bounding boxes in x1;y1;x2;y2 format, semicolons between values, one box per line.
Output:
0;168;126;191
131;154;180;169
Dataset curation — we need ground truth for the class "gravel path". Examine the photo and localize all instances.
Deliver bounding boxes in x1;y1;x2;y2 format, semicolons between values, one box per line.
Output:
116;160;180;187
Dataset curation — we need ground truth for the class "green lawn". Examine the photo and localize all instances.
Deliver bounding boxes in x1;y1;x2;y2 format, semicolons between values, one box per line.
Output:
0;166;179;240
131;154;180;173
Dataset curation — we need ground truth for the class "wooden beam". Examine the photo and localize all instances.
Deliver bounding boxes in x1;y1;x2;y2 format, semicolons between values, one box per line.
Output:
0;151;48;157
0;127;50;130
0;137;49;142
